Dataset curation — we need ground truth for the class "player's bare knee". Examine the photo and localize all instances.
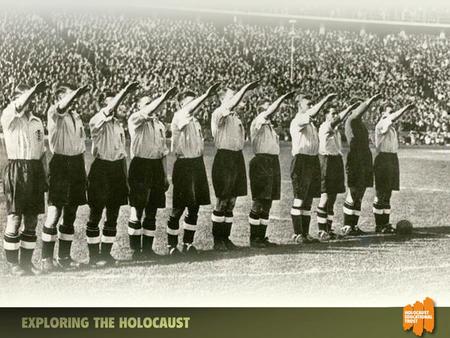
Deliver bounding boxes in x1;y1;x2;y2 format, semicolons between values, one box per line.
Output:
44;206;62;229
319;193;328;208
5;214;22;236
292;197;303;208
129;207;142;223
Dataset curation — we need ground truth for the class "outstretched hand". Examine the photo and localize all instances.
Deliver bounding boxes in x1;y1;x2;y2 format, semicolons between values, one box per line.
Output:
405;103;415;111
326;93;338;101
34;81;47;94
348;101;361;111
78;84;90;95
246;79;261;91
125;81;140;93
163;86;178;100
369;93;382;102
283;90;297;100
206;82;221;97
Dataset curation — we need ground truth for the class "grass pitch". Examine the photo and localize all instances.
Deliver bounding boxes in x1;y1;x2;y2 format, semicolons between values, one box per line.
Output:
0;143;449;307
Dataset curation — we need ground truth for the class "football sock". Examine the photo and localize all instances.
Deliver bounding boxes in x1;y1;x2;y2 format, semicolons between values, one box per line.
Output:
212;210;225;242
316;207;328;231
373;202;384;227
128;221;142;252
224;212;233;240
19;230;37;269
249;210;260;241
58;224;75;259
259;211;269;240
42;226;57;259
3;233;20;264
300;208;312;236
142;217;156;253
167;216;180;248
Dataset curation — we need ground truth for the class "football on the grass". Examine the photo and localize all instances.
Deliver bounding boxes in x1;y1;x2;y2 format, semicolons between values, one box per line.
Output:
396;220;413;235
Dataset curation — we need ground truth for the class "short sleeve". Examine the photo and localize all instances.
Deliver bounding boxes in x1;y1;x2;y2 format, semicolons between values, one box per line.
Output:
89;110;113;135
251;114;267;135
1;103;24;130
292;113;310;132
172;110;192;130
128;111;149;131
376;115;394;135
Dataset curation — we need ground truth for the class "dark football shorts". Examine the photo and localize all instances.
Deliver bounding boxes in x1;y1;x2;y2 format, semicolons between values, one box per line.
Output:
249;154;281;200
128;157;166;209
212;149;247;199
374;152;400;192
319;154;345;194
172;156;210;208
3;159;47;215
48;153;87;207
87;158;128;209
346;147;374;189
290;153;321;199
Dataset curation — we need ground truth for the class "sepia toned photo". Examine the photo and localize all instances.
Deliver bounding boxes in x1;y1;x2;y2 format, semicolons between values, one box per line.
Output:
0;0;449;311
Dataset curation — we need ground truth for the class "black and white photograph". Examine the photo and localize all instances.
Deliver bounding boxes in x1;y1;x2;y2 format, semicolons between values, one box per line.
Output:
0;0;449;317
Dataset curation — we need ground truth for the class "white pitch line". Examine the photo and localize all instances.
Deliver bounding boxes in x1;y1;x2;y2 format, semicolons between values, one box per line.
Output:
32;262;450;281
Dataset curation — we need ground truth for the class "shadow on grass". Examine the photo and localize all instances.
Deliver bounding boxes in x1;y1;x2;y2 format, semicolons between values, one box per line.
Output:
66;229;448;273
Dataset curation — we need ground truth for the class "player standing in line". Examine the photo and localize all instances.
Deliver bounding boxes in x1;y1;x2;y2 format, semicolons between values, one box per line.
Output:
210;80;259;251
1;81;47;275
127;87;177;260
167;83;220;255
86;82;139;267
290;93;337;244
316;103;358;241
372;103;414;233
40;85;89;272
341;94;381;236
248;91;295;247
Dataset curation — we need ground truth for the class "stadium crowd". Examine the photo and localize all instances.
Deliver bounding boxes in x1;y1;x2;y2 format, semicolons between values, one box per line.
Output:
1;11;449;145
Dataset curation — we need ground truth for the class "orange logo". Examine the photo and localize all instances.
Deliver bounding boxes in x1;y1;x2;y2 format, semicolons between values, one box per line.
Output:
403;297;435;336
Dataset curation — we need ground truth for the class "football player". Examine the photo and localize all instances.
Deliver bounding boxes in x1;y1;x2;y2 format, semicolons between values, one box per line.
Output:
167;83;220;255
86;82;139;267
210;80;259;251
127;87;177;260
342;94;381;236
41;84;89;272
372;103;414;233
290;93;337;244
248;91;295;247
1;81;47;275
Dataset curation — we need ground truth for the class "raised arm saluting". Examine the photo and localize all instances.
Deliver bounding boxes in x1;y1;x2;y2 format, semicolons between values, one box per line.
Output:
372;103;414;233
167;83;219;256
